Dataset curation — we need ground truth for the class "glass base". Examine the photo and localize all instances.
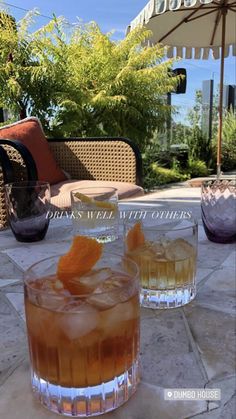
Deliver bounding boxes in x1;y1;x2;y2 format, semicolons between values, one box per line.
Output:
72;229;118;243
202;221;236;244
31;359;140;417
96;234;118;243
140;284;196;309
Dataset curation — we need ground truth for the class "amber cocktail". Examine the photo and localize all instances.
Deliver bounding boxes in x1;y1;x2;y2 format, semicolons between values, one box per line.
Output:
24;252;140;417
125;212;198;309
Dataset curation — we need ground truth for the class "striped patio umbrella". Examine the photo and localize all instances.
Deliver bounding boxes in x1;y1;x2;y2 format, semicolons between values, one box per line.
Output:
127;0;236;177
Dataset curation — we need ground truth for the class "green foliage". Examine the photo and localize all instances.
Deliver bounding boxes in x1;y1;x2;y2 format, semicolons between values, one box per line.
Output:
144;164;188;189
0;11;67;128
186;159;208;177
172;90;213;165
0;9;179;148
142;141;189;189
212;110;236;171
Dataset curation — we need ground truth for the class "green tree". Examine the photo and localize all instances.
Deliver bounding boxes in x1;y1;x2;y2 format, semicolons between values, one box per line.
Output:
0;11;67;129
184;90;212;164
212;109;236;171
0;9;178;148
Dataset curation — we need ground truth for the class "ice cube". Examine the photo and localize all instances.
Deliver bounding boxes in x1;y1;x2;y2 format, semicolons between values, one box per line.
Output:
79;268;112;289
87;275;131;309
59;303;99;340
164;238;194;261
37;293;67;311
109;300;136;323
101;299;138;337
87;293;118;309
150;241;165;258
29;275;69;310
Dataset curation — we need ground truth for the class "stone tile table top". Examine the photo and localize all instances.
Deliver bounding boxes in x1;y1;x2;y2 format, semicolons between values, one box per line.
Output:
0;197;235;419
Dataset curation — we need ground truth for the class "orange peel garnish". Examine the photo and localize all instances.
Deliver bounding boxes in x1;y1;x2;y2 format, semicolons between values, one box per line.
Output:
57;236;103;292
74;192;94;204
126;222;145;251
74;192;117;210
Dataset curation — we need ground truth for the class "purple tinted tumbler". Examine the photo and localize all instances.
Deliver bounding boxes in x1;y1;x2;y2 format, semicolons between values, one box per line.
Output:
5;181;50;242
201;179;236;243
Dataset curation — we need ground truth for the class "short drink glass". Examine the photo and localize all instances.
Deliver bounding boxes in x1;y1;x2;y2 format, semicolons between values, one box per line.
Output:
201;179;236;243
5;181;50;242
24;253;140;417
71;187;118;243
124;211;198;309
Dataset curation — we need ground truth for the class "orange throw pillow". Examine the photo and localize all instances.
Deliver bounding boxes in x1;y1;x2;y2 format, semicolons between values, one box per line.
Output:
0;117;66;185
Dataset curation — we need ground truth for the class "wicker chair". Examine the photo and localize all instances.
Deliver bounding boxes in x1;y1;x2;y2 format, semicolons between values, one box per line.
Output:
47;137;142;185
0;137;143;229
0;139;38;229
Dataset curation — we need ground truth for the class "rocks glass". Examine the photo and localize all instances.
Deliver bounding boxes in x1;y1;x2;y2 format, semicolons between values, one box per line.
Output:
124;211;198;309
201;179;236;243
71;187;118;243
5;181;50;242
24;253;140;417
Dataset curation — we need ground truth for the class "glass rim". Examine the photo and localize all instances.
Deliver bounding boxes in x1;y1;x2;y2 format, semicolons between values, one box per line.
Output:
201;178;236;188
24;251;139;299
5;180;50;189
124;211;198;232
71;186;118;195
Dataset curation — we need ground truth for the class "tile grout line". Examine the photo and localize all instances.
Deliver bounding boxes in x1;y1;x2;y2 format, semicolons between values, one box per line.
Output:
192;302;235;316
1;292;26;328
181;308;209;384
196;267;223;290
0;356;27;387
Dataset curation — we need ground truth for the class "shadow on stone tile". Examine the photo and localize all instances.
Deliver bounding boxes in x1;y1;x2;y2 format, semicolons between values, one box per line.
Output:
194;268;236;314
0;253;23;280
184;305;235;382
0;295;27;385
0;362;207;419
140;310;205;388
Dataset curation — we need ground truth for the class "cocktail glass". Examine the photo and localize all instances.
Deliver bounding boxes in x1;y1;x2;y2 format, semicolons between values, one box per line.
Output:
24;253;140;417
71;187;118;243
5;181;50;242
201;179;236;243
124;211;198;309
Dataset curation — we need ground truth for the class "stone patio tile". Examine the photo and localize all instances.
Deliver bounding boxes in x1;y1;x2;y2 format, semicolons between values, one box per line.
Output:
195;268;214;286
3;241;71;272
0;229;19;250
184;305;235;381
194;268;236;314
197;242;234;269
207;375;236;410
140;307;158;320
0;362;207;419
222;251;236;268
188;409;222;418
1;282;23;293
198;225;208;242
6;293;25;321
44;221;72;241
0;252;23;279
191;395;236;419
0;279;20;288
140;309;205;388
217;395;236;419
0;294;26;385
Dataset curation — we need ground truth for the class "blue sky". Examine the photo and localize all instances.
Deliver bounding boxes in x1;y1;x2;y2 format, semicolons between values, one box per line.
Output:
1;0;235;123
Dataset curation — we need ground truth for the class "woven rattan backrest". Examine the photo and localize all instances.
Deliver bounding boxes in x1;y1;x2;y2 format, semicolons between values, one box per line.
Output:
48;138;140;184
0;141;38;229
0;168;7;229
2;144;28;181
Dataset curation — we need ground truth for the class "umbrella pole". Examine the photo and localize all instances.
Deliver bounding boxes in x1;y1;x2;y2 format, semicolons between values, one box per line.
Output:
217;8;227;179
